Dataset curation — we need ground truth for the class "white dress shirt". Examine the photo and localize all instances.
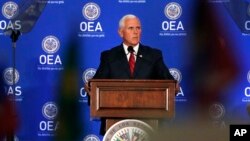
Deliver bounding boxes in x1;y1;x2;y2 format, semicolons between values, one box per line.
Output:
123;43;139;61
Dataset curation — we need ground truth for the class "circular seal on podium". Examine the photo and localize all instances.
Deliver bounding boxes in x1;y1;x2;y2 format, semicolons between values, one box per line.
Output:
103;119;154;141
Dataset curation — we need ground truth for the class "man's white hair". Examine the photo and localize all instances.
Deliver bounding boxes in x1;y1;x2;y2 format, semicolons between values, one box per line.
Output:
118;14;140;28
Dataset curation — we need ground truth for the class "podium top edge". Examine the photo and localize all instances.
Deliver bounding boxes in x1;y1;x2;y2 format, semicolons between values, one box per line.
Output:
89;79;177;83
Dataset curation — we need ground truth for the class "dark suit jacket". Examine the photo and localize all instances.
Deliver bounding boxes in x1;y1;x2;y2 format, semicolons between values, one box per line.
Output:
93;43;174;80
92;43;174;135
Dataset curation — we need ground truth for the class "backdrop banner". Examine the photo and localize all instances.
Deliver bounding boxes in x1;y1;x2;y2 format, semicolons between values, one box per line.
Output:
0;0;249;141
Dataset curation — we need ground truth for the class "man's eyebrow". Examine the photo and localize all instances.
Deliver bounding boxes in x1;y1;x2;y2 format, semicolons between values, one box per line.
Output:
127;26;141;28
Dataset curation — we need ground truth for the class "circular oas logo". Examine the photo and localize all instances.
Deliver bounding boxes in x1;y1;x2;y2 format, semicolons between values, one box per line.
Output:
82;2;100;21
247;70;250;83
2;1;19;19
3;67;19;85
42;35;60;54
209;103;225;120
164;2;182;20
82;68;96;83
42;102;58;120
169;68;182;83
103;119;154;141
83;134;100;141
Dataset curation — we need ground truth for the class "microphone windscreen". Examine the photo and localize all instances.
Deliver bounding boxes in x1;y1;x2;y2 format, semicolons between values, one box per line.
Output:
127;46;134;53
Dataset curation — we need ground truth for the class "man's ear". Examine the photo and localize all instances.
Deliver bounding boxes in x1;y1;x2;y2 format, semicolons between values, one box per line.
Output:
118;29;123;37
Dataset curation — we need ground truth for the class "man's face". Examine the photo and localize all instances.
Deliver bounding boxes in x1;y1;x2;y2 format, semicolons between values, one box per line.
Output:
119;18;141;46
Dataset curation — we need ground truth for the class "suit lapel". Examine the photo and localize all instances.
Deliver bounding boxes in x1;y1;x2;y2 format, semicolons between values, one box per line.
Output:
133;44;145;78
116;45;131;77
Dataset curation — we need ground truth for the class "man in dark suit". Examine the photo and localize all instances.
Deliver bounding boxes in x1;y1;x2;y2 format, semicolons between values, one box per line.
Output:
93;14;173;80
90;14;175;135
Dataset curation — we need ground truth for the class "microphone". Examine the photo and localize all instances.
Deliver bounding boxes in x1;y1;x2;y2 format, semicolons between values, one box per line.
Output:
127;46;134;53
127;46;143;59
10;30;21;43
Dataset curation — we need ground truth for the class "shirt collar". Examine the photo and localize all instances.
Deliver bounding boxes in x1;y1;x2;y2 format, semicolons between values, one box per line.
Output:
123;43;139;55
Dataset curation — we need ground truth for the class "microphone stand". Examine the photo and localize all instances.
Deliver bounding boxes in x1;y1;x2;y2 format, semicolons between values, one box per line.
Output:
6;30;21;141
2;1;47;140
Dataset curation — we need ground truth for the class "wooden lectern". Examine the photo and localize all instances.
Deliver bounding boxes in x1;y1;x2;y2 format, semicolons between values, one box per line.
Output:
87;79;177;132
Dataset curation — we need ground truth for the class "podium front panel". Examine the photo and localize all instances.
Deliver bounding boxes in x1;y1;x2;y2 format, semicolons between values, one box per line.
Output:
89;79;176;119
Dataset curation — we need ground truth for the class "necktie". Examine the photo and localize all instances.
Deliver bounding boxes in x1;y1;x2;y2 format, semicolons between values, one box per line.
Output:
128;46;135;77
